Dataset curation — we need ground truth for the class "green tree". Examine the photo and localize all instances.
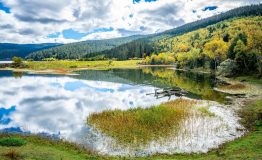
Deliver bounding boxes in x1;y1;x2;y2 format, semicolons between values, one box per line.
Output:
12;56;24;68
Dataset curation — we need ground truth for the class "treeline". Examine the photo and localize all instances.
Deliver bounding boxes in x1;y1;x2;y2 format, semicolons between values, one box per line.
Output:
92;40;154;60
27;35;145;60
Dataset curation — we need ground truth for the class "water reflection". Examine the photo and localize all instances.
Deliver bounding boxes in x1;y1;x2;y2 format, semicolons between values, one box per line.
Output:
0;72;175;143
74;67;227;103
0;68;231;156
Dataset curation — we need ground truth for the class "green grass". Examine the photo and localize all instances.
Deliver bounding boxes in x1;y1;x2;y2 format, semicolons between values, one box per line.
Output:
88;99;196;145
26;60;140;70
239;99;262;129
235;75;262;85
0;134;100;160
0;137;26;147
197;107;215;117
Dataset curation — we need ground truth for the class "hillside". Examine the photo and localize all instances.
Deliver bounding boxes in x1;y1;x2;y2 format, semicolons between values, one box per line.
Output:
27;35;145;60
144;16;262;76
98;4;262;60
26;4;262;61
0;43;61;60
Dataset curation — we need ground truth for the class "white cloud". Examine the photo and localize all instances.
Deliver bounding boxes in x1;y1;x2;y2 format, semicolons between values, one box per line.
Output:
0;0;260;44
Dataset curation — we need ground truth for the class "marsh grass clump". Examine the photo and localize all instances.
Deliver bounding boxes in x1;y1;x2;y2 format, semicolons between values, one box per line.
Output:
219;83;246;90
197;107;215;117
239;99;262;129
3;150;23;160
88;99;197;145
0;137;27;147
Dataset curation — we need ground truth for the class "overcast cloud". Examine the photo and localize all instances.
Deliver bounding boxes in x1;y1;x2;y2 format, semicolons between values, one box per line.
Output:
0;0;261;44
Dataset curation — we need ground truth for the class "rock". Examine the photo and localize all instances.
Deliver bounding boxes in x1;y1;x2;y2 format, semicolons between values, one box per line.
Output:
217;59;237;77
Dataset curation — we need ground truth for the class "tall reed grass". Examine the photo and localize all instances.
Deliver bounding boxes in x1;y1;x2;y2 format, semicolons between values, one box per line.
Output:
88;99;197;145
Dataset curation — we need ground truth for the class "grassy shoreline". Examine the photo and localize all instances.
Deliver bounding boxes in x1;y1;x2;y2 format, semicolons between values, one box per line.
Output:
0;60;142;75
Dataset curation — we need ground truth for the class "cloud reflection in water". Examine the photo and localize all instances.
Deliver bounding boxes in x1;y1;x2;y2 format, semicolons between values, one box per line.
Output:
0;75;174;145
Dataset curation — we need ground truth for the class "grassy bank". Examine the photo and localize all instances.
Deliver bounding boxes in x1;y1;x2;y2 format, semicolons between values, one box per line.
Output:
0;60;141;74
234;75;262;85
1;99;261;159
0;134;100;160
26;60;140;70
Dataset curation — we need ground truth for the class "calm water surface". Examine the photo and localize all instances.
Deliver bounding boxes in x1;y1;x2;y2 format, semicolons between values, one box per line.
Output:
0;67;229;154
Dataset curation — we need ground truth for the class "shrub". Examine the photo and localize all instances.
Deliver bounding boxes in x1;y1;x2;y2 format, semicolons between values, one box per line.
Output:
143;53;176;65
0;137;27;147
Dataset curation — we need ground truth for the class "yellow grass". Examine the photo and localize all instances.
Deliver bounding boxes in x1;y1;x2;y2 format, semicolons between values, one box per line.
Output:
87;99;197;146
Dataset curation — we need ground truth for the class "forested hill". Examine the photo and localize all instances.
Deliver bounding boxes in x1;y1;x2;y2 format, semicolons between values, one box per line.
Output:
152;4;262;40
27;4;262;60
27;35;145;60
0;43;61;60
97;4;262;60
144;16;262;76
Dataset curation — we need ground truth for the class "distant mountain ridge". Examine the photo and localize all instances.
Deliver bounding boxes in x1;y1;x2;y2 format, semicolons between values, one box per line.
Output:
0;43;61;60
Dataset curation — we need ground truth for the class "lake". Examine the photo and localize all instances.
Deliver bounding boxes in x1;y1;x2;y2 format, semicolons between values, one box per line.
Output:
0;67;244;156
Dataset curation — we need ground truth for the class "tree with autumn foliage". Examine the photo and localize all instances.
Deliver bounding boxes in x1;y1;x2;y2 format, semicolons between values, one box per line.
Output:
204;39;229;70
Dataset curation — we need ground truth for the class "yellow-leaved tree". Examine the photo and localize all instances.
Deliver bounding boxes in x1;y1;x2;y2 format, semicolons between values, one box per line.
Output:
204;39;229;70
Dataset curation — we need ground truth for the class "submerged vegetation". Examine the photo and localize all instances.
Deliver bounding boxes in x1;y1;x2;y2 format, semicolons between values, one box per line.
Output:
88;99;196;145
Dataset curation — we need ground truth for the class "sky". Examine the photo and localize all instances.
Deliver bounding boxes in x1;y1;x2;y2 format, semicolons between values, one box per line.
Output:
0;0;261;44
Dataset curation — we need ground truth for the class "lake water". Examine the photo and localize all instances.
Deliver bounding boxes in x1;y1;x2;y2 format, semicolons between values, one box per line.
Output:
0;67;243;156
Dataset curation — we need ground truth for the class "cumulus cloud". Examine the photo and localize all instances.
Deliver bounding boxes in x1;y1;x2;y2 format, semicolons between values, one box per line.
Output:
0;0;260;43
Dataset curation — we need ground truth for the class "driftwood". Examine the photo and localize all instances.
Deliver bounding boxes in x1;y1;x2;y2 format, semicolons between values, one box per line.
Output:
146;88;188;99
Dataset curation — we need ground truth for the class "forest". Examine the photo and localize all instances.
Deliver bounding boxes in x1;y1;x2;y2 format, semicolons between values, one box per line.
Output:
27;35;145;60
144;16;262;76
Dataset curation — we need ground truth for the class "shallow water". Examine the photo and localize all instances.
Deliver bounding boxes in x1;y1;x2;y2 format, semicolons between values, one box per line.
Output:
0;67;243;156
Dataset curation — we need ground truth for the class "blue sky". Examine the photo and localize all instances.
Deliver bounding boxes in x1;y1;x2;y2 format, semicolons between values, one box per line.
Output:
0;0;260;43
0;2;10;13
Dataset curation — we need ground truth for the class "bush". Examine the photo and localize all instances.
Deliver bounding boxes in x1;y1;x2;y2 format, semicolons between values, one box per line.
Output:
217;59;238;77
143;53;176;65
0;137;27;147
12;57;27;68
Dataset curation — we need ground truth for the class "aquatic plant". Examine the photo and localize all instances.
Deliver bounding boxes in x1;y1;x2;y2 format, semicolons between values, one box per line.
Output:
88;99;197;145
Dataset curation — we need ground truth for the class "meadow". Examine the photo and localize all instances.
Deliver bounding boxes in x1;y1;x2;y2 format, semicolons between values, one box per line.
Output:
26;60;141;70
